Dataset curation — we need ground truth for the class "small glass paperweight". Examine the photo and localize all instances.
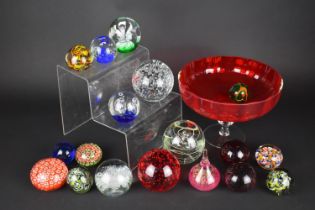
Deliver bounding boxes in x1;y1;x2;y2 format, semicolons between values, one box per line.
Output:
57;46;182;169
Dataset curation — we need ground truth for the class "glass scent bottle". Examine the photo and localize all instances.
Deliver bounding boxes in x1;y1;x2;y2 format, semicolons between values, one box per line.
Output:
188;149;220;191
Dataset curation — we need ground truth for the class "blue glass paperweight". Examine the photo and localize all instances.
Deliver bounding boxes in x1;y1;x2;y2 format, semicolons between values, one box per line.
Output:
108;91;140;123
112;110;138;123
52;142;76;165
90;36;116;64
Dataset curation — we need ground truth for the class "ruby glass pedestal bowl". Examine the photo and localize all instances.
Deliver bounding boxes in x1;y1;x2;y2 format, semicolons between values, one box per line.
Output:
178;56;283;148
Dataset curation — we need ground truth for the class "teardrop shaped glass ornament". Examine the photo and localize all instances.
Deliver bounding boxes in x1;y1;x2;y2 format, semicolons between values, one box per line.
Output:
188;149;221;191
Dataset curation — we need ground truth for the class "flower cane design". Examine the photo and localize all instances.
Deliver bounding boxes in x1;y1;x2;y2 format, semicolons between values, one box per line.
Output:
76;143;102;167
255;144;283;170
30;158;68;191
266;169;292;195
67;167;93;193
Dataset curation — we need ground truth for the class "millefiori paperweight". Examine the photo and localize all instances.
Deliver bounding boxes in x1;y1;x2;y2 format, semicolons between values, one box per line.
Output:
266;169;292;196
30;158;68;191
76;143;102;167
255;144;283;170
67;167;93;193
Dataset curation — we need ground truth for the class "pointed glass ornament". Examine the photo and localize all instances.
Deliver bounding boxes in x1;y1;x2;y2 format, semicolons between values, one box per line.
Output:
188;149;221;191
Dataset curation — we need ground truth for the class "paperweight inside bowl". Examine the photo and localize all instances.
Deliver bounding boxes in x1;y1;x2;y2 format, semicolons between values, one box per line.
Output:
179;56;283;148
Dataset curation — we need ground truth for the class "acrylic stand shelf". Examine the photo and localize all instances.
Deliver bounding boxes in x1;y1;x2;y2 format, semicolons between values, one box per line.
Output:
57;46;182;169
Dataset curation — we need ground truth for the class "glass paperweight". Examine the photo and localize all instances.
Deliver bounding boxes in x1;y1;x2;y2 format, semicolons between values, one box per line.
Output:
95;159;133;197
90;35;116;64
30;158;68;191
224;162;256;192
132;59;174;102
109;17;141;53
255;144;283;170
75;143;102;167
229;82;248;103
179;56;283;148
67;167;93;193
220;140;250;164
65;44;93;71
137;149;181;192
57;46;182;170
162;120;205;165
266;169;292;196
188;149;220;191
108;91;140;123
52;142;76;165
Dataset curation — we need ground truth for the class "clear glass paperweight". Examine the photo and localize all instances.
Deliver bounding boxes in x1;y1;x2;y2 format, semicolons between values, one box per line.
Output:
57;46;182;169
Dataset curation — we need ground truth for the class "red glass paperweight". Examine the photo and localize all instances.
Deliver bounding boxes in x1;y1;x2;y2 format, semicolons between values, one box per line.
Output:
224;162;256;192
137;148;181;192
178;56;283;148
220;140;250;164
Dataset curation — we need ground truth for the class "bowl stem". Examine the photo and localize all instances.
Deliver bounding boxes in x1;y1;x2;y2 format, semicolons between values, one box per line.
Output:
218;121;234;136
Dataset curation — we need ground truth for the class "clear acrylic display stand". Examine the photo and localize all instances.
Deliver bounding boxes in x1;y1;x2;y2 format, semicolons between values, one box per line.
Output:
57;46;182;169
